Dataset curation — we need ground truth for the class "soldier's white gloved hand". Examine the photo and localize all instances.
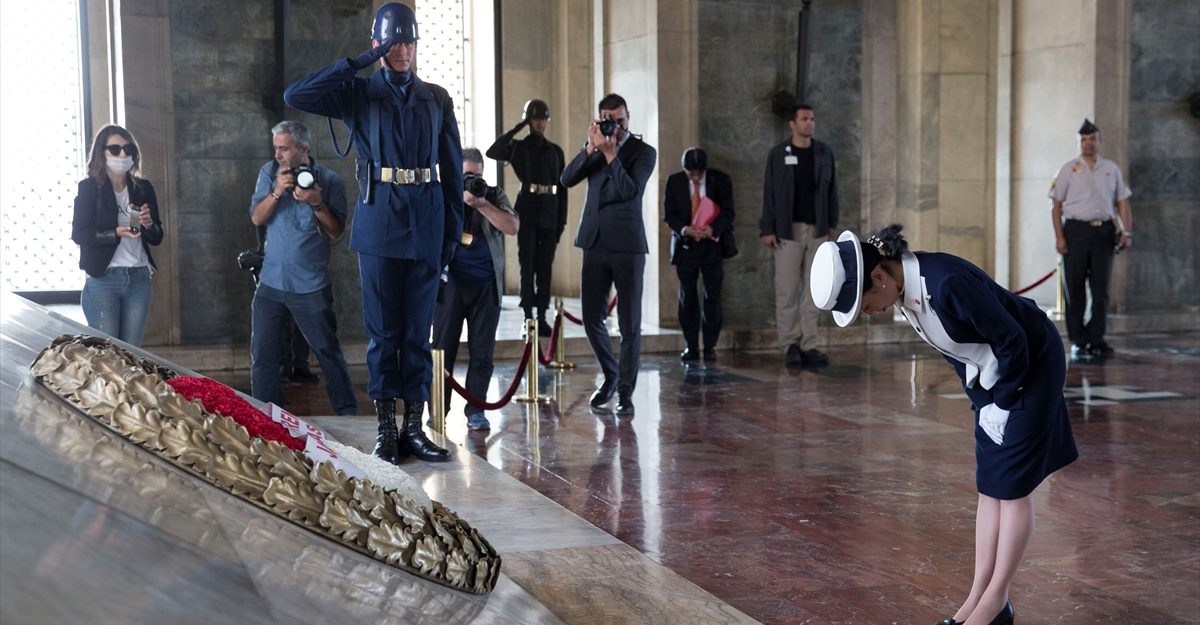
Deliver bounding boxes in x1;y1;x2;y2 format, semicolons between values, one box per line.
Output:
978;403;1010;446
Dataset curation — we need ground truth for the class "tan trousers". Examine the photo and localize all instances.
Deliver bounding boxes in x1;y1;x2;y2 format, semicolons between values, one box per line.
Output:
773;222;822;351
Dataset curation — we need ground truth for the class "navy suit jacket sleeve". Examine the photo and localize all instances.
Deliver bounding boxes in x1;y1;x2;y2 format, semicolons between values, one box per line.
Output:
936;272;1030;411
663;173;689;234
709;170;735;236
560;147;603;188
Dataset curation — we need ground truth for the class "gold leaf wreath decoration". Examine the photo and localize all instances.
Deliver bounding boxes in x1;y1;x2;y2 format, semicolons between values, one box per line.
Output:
30;334;501;593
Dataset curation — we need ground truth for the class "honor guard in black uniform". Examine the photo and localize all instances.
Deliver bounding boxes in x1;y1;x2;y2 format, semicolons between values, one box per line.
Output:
284;2;463;463
486;99;567;336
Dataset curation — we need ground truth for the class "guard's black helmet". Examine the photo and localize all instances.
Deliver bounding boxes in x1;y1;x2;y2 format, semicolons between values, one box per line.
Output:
372;3;419;43
523;99;551;121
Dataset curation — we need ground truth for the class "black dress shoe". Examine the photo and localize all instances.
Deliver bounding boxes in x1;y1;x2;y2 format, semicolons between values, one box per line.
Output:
985;601;1013;625
801;348;829;366
1089;341;1114;357
615;392;635;415
785;343;804;368
703;347;717;362
680;348;699;362
1070;343;1094;362
933;619;963;625
590;378;617;407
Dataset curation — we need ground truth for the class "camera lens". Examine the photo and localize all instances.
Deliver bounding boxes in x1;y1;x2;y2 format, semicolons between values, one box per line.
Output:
598;117;616;138
294;165;317;190
464;173;488;198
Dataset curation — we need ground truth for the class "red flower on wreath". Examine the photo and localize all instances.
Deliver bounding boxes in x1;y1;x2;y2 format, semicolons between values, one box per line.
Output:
166;376;305;452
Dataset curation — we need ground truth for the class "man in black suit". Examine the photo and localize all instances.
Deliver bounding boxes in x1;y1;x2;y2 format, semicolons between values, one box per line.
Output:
663;147;734;363
561;93;657;415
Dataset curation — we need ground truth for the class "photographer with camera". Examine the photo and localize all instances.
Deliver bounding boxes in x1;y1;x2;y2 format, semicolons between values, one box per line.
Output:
560;93;657;416
432;148;518;431
247;120;358;416
486;99;566;336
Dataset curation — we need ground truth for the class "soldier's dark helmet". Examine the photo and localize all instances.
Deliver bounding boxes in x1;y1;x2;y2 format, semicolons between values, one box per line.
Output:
372;3;419;43
523;99;551;121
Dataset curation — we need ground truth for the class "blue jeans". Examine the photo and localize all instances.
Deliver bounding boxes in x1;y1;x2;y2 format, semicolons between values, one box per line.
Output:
251;283;359;415
81;266;153;347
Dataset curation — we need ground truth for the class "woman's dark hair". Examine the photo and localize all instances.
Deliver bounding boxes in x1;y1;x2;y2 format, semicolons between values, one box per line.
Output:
861;224;909;292
87;124;142;187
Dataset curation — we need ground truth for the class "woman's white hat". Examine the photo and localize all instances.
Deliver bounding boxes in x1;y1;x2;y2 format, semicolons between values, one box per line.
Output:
810;230;864;327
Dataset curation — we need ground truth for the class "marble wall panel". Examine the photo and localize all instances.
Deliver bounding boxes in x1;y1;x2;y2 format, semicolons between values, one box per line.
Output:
1013;0;1090;52
937;179;988;269
1009;178;1059;303
938;73;988;183
940;0;990;74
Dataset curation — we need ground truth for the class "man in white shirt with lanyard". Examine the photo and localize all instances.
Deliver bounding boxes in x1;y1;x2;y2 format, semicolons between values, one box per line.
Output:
1050;118;1133;361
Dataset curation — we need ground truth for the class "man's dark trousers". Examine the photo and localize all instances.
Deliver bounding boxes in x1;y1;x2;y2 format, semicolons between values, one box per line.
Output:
431;278;500;417
581;249;644;395
1062;219;1116;346
250;283;358;415
358;254;440;401
676;241;724;352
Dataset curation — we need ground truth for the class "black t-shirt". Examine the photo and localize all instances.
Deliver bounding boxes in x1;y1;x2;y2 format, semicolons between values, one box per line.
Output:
790;143;816;224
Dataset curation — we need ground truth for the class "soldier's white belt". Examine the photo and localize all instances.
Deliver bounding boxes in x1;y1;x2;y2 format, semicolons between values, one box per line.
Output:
375;167;435;185
524;183;558;195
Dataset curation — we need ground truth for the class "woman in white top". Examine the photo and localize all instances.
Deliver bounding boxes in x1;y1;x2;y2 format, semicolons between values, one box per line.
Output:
71;125;164;346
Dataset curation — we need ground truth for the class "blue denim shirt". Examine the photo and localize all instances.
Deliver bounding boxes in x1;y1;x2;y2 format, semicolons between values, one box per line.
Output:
250;159;348;294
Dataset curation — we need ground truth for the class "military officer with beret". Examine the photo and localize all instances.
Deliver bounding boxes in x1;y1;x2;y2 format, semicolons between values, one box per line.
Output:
1050;119;1133;361
284;2;463;463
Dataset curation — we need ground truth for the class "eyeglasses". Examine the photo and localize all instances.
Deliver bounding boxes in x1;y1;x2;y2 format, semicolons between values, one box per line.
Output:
105;144;137;156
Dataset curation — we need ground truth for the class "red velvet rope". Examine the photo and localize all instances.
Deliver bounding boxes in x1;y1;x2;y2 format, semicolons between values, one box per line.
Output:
562;296;616;325
1011;267;1057;295
445;341;533;410
537;314;560;365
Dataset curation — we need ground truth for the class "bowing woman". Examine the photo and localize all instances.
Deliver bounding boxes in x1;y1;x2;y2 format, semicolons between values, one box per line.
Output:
810;224;1077;625
71;125;164;347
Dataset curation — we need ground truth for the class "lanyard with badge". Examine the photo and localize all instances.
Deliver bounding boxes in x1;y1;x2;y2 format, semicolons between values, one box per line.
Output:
784;145;799;166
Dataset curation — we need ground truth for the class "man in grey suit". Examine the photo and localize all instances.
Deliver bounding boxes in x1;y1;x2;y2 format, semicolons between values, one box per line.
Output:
561;93;657;415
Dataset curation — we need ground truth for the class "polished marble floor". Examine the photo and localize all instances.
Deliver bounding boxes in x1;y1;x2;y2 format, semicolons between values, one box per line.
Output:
6;291;1199;624
218;327;1200;624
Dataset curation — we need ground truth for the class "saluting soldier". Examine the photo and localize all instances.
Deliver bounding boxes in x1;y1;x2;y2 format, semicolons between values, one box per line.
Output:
487;99;568;336
285;2;463;463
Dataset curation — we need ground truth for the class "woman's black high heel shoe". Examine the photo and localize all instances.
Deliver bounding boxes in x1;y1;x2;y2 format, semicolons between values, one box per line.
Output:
935;600;1012;625
986;601;1014;625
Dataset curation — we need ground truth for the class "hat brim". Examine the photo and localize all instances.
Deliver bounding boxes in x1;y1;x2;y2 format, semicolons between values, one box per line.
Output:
831;230;864;327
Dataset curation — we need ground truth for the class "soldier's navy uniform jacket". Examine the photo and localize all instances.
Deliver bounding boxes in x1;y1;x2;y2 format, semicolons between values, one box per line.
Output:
284;59;464;401
895;251;1078;500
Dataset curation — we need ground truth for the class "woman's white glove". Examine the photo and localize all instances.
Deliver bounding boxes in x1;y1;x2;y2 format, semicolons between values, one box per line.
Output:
978;403;1010;445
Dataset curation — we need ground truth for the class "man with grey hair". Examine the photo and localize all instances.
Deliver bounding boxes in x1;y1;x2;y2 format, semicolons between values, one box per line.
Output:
248;120;358;416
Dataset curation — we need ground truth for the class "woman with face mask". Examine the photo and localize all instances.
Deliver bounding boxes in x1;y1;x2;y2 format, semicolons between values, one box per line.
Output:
71;125;164;346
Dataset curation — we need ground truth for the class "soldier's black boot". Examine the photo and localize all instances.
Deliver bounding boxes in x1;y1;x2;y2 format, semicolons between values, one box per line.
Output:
537;308;552;337
400;401;451;462
372;399;403;465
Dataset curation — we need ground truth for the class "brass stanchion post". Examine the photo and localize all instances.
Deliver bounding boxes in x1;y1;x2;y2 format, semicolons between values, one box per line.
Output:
431;348;446;433
1055;257;1065;318
516;319;551;403
548;297;575;370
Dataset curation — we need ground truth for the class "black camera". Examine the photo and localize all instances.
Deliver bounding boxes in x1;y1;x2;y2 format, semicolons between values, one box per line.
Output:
598;115;618;138
291;165;317;190
237;248;264;274
463;173;500;205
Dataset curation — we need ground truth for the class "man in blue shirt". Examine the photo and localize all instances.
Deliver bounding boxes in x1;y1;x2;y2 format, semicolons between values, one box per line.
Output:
432;148;519;431
248;120;358;416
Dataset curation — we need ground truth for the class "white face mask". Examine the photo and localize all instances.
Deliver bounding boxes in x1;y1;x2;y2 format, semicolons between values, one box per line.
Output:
106;155;134;176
